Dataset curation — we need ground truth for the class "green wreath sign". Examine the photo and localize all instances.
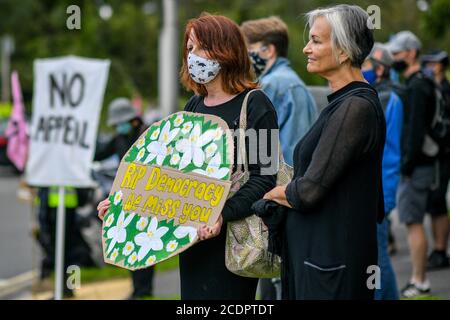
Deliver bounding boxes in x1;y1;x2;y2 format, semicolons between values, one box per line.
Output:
102;112;233;270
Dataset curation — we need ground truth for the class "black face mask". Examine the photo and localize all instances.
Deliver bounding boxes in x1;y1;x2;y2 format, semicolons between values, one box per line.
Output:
249;51;267;77
392;60;408;73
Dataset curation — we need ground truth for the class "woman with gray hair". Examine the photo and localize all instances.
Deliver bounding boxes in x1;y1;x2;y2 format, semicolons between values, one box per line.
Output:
262;5;386;299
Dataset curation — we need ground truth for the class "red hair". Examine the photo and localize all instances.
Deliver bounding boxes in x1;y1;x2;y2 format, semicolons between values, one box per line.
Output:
180;13;257;96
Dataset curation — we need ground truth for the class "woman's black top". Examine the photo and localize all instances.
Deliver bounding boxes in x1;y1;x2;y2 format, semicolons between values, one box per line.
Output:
179;89;278;299
283;81;386;300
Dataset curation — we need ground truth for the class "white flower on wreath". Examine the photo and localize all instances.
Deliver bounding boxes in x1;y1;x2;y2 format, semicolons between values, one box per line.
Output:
136;148;146;162
175;124;216;169
113;191;123;205
145;255;157;266
106;210;135;254
144;121;180;166
166;240;178;252
122;241;135;256
150;128;160;140
192;152;229;179
110;248;119;262
170;153;181;166
136;137;146;149
213;127;224;141
174;226;198;242
181;121;193;135
204;143;218;158
128;252;138;265
166;145;174;155
134;217;169;261
136;216;149;231
173;114;184;127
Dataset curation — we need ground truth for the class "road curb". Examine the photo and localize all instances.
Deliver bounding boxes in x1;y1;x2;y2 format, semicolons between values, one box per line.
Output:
0;271;38;299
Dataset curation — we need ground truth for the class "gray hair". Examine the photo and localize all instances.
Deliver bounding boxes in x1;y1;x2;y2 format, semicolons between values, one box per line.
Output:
305;4;374;68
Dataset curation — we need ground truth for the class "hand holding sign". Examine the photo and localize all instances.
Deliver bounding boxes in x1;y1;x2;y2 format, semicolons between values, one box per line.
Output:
97;198;111;220
198;214;223;241
98;199;222;240
102;112;233;270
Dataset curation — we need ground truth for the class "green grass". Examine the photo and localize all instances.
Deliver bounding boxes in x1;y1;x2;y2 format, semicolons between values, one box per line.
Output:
402;294;443;300
141;295;181;300
80;265;129;283
154;255;179;273
49;256;179;284
83;256;179;283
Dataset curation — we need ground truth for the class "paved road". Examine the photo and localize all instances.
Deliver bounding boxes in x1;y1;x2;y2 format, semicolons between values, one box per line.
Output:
0;172;39;280
390;211;450;299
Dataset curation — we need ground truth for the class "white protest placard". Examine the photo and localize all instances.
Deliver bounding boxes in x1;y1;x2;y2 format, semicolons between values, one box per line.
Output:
26;56;110;187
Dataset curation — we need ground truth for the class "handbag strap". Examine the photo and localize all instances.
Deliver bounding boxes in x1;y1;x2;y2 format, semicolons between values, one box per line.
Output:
237;89;260;176
236;89;291;179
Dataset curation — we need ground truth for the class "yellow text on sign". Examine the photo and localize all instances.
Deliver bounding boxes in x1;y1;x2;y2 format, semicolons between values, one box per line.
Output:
121;164;225;207
121;163;147;190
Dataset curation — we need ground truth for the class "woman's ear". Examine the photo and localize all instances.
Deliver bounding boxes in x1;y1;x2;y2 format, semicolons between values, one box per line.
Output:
337;49;350;65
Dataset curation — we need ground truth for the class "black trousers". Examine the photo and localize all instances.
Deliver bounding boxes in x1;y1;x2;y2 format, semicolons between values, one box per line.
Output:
131;267;155;297
259;278;277;300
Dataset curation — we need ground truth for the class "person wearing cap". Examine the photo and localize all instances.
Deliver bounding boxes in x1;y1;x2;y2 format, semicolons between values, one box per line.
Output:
421;50;450;270
95;98;144;161
94;97;155;299
362;43;403;300
387;31;437;298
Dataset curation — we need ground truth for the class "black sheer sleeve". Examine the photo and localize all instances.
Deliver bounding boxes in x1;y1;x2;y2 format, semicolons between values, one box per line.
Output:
222;91;278;223
285;96;379;212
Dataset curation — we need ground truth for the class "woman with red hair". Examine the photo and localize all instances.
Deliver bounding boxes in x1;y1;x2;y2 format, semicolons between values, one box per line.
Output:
98;13;279;300
179;13;279;299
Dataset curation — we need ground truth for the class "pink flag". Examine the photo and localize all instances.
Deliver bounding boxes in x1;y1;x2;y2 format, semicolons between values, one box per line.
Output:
5;71;29;171
132;93;143;117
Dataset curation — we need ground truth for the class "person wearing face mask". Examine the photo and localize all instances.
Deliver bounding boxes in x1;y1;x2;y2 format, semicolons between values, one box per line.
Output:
362;43;403;300
241;17;318;167
96;16;279;299
421;50;450;271
386;31;437;298
95;98;145;162
176;13;279;300
94;97;155;300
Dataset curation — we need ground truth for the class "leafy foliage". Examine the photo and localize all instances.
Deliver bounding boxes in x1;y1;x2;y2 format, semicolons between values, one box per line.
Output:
1;0;448;123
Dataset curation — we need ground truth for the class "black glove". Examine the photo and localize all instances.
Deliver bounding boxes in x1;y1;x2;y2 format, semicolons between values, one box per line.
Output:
251;199;287;257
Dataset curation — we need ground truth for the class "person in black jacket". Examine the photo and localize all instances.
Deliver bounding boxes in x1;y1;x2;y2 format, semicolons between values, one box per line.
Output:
421;50;450;270
387;31;437;298
263;5;386;300
95;98;155;300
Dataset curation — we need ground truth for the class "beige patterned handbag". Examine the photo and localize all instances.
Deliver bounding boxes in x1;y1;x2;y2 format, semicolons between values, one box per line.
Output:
225;89;293;278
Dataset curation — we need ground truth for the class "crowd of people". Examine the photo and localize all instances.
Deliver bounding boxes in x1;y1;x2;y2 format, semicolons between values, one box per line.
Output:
44;4;448;300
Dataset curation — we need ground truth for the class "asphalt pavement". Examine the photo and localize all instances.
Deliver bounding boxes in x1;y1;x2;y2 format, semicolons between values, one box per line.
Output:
0;170;39;279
